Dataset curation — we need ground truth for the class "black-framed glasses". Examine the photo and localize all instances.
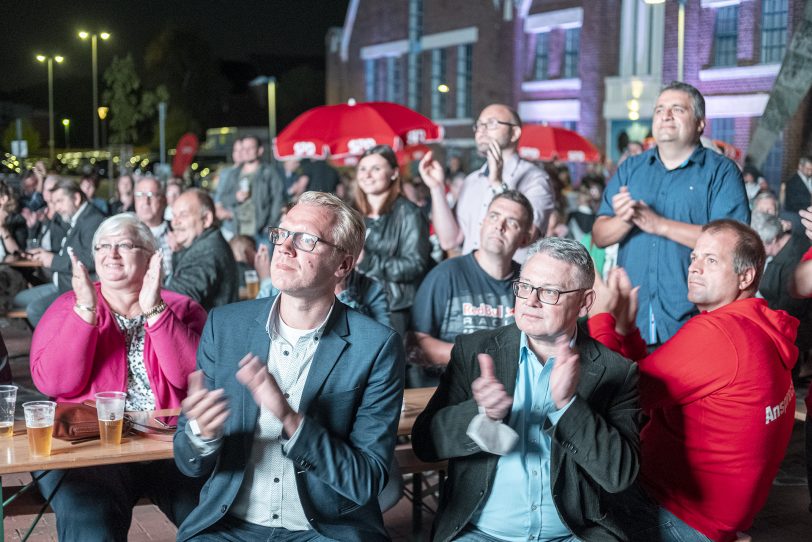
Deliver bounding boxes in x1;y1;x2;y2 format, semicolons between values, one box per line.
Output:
512;280;584;305
472;119;518;133
94;241;147;254
268;227;343;253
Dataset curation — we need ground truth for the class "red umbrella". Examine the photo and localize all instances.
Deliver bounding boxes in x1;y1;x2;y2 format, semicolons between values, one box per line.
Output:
328;144;432;168
517;125;601;163
273;100;443;162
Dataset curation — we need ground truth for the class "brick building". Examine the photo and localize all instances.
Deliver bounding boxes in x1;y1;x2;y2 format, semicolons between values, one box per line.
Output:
326;0;810;187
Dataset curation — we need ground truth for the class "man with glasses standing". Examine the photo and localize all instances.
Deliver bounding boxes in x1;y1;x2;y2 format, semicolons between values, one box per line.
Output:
174;192;404;541
419;104;554;261
412;237;640;542
167;189;238;311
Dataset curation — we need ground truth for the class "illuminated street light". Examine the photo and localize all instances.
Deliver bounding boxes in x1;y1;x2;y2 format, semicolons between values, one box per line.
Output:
35;53;65;162
62;118;71;149
437;84;450;93
78;30;111;149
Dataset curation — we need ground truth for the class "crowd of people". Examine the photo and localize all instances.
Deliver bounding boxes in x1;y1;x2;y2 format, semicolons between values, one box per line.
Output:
0;79;810;542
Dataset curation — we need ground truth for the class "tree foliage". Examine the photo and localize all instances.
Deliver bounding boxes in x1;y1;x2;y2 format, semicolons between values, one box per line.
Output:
1;119;41;154
102;54;168;144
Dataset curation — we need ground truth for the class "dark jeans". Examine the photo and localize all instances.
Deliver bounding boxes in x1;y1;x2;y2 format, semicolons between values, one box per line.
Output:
36;459;203;542
189;514;332;541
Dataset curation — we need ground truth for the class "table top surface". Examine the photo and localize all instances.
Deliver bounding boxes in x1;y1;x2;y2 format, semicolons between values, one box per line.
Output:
0;389;436;475
1;255;43;268
0;409;176;476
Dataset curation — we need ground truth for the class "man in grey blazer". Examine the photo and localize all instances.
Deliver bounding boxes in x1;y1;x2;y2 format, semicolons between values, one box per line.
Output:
174;191;405;541
412;237;640;542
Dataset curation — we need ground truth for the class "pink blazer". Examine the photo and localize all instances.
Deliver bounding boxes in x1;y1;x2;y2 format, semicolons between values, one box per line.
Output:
31;284;207;409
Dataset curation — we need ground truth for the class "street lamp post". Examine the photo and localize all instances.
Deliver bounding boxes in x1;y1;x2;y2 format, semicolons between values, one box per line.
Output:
78;31;111;150
249;76;277;159
35;53;64;163
62;118;70;149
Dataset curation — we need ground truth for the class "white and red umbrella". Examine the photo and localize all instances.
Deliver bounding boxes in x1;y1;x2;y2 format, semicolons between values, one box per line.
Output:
273;100;443;162
517;125;601;163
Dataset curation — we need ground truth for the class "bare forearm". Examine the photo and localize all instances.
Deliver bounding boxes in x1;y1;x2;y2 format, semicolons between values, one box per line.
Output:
654;220;702;248
415;332;453;366
592;216;633;247
429;186;462;250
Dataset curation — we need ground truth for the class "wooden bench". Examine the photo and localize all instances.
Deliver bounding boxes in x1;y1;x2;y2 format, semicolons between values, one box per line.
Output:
395;443;447;537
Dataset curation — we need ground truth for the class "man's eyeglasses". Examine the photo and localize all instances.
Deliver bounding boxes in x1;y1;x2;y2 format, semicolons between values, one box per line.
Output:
268;227;343;253
472;119;518;133
94;241;147;254
134;191;159;200
512;280;584;305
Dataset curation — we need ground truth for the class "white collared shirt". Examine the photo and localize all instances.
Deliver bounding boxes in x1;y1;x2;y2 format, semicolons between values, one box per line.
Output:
229;294;334;530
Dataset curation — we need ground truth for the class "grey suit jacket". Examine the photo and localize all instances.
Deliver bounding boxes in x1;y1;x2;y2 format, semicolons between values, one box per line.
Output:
174;296;405;541
412;324;640;542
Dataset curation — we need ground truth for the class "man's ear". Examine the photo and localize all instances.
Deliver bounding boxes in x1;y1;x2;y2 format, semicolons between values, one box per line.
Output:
579;289;596;318
201;210;214;228
335;253;354;280
510;125;522;146
739;267;756;292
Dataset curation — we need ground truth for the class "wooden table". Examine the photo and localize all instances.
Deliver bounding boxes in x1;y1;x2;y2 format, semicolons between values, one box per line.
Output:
399;387;435;436
1;256;43;269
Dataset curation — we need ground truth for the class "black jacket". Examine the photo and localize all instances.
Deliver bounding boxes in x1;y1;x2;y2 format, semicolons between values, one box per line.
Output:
412;324;640;542
168;227;239;311
356;196;432;312
51;203;106;293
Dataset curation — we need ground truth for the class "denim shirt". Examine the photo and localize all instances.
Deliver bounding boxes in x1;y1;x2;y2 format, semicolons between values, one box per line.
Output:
598;146;749;343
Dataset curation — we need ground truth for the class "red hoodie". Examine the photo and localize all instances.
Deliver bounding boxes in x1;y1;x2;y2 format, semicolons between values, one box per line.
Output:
590;298;798;542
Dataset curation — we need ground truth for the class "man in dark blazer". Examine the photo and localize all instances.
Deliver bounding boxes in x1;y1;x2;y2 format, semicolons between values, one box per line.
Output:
783;156;812;214
167;189;239;311
174;191;405;541
412;237;640;542
17;178;105;326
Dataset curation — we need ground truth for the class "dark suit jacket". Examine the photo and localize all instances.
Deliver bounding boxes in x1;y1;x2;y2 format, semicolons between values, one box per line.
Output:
412;324;640;542
784;173;811;213
174;296;405;542
49;203;106;293
168;227;239;311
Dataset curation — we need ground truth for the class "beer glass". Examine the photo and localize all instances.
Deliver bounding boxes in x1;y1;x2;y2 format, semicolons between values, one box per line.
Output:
0;385;17;438
23;401;55;456
95;391;127;446
245;270;259;299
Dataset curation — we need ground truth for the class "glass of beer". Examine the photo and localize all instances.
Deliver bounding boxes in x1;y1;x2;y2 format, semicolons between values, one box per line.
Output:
0;385;18;438
22;401;55;456
245;270;259;299
95;391;126;446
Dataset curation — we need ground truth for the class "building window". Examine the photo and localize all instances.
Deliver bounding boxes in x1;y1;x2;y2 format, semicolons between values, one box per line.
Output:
713;5;739;67
456;44;472;119
763;132;784;192
561;121;578;132
533;32;549;80
563;27;580;79
386;57;402;104
711;118;735;145
761;0;788;64
431;48;447;119
364;59;375;102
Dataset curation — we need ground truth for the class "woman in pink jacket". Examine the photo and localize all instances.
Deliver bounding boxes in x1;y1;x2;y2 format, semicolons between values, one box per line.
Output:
30;212;208;541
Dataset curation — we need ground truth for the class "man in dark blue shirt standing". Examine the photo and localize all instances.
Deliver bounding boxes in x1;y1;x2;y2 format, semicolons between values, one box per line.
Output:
592;81;749;345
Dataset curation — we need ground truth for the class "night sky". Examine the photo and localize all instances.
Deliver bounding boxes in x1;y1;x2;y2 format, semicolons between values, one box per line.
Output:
1;0;350;146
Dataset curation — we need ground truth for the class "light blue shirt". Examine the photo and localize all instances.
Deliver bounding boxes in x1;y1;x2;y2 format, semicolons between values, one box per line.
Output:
472;332;574;542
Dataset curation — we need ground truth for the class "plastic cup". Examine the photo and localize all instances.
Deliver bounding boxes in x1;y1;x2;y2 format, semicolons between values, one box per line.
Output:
0;385;18;438
23;401;56;456
95;391;126;446
245;270;259;299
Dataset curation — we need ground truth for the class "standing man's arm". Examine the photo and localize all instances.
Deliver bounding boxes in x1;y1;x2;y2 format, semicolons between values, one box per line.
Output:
592;185;636;247
419;152;464;250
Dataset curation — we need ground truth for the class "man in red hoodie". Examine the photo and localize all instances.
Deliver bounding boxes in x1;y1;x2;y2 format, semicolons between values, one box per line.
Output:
590;219;799;542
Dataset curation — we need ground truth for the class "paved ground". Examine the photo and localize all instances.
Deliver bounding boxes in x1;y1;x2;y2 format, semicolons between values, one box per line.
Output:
2;319;811;541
